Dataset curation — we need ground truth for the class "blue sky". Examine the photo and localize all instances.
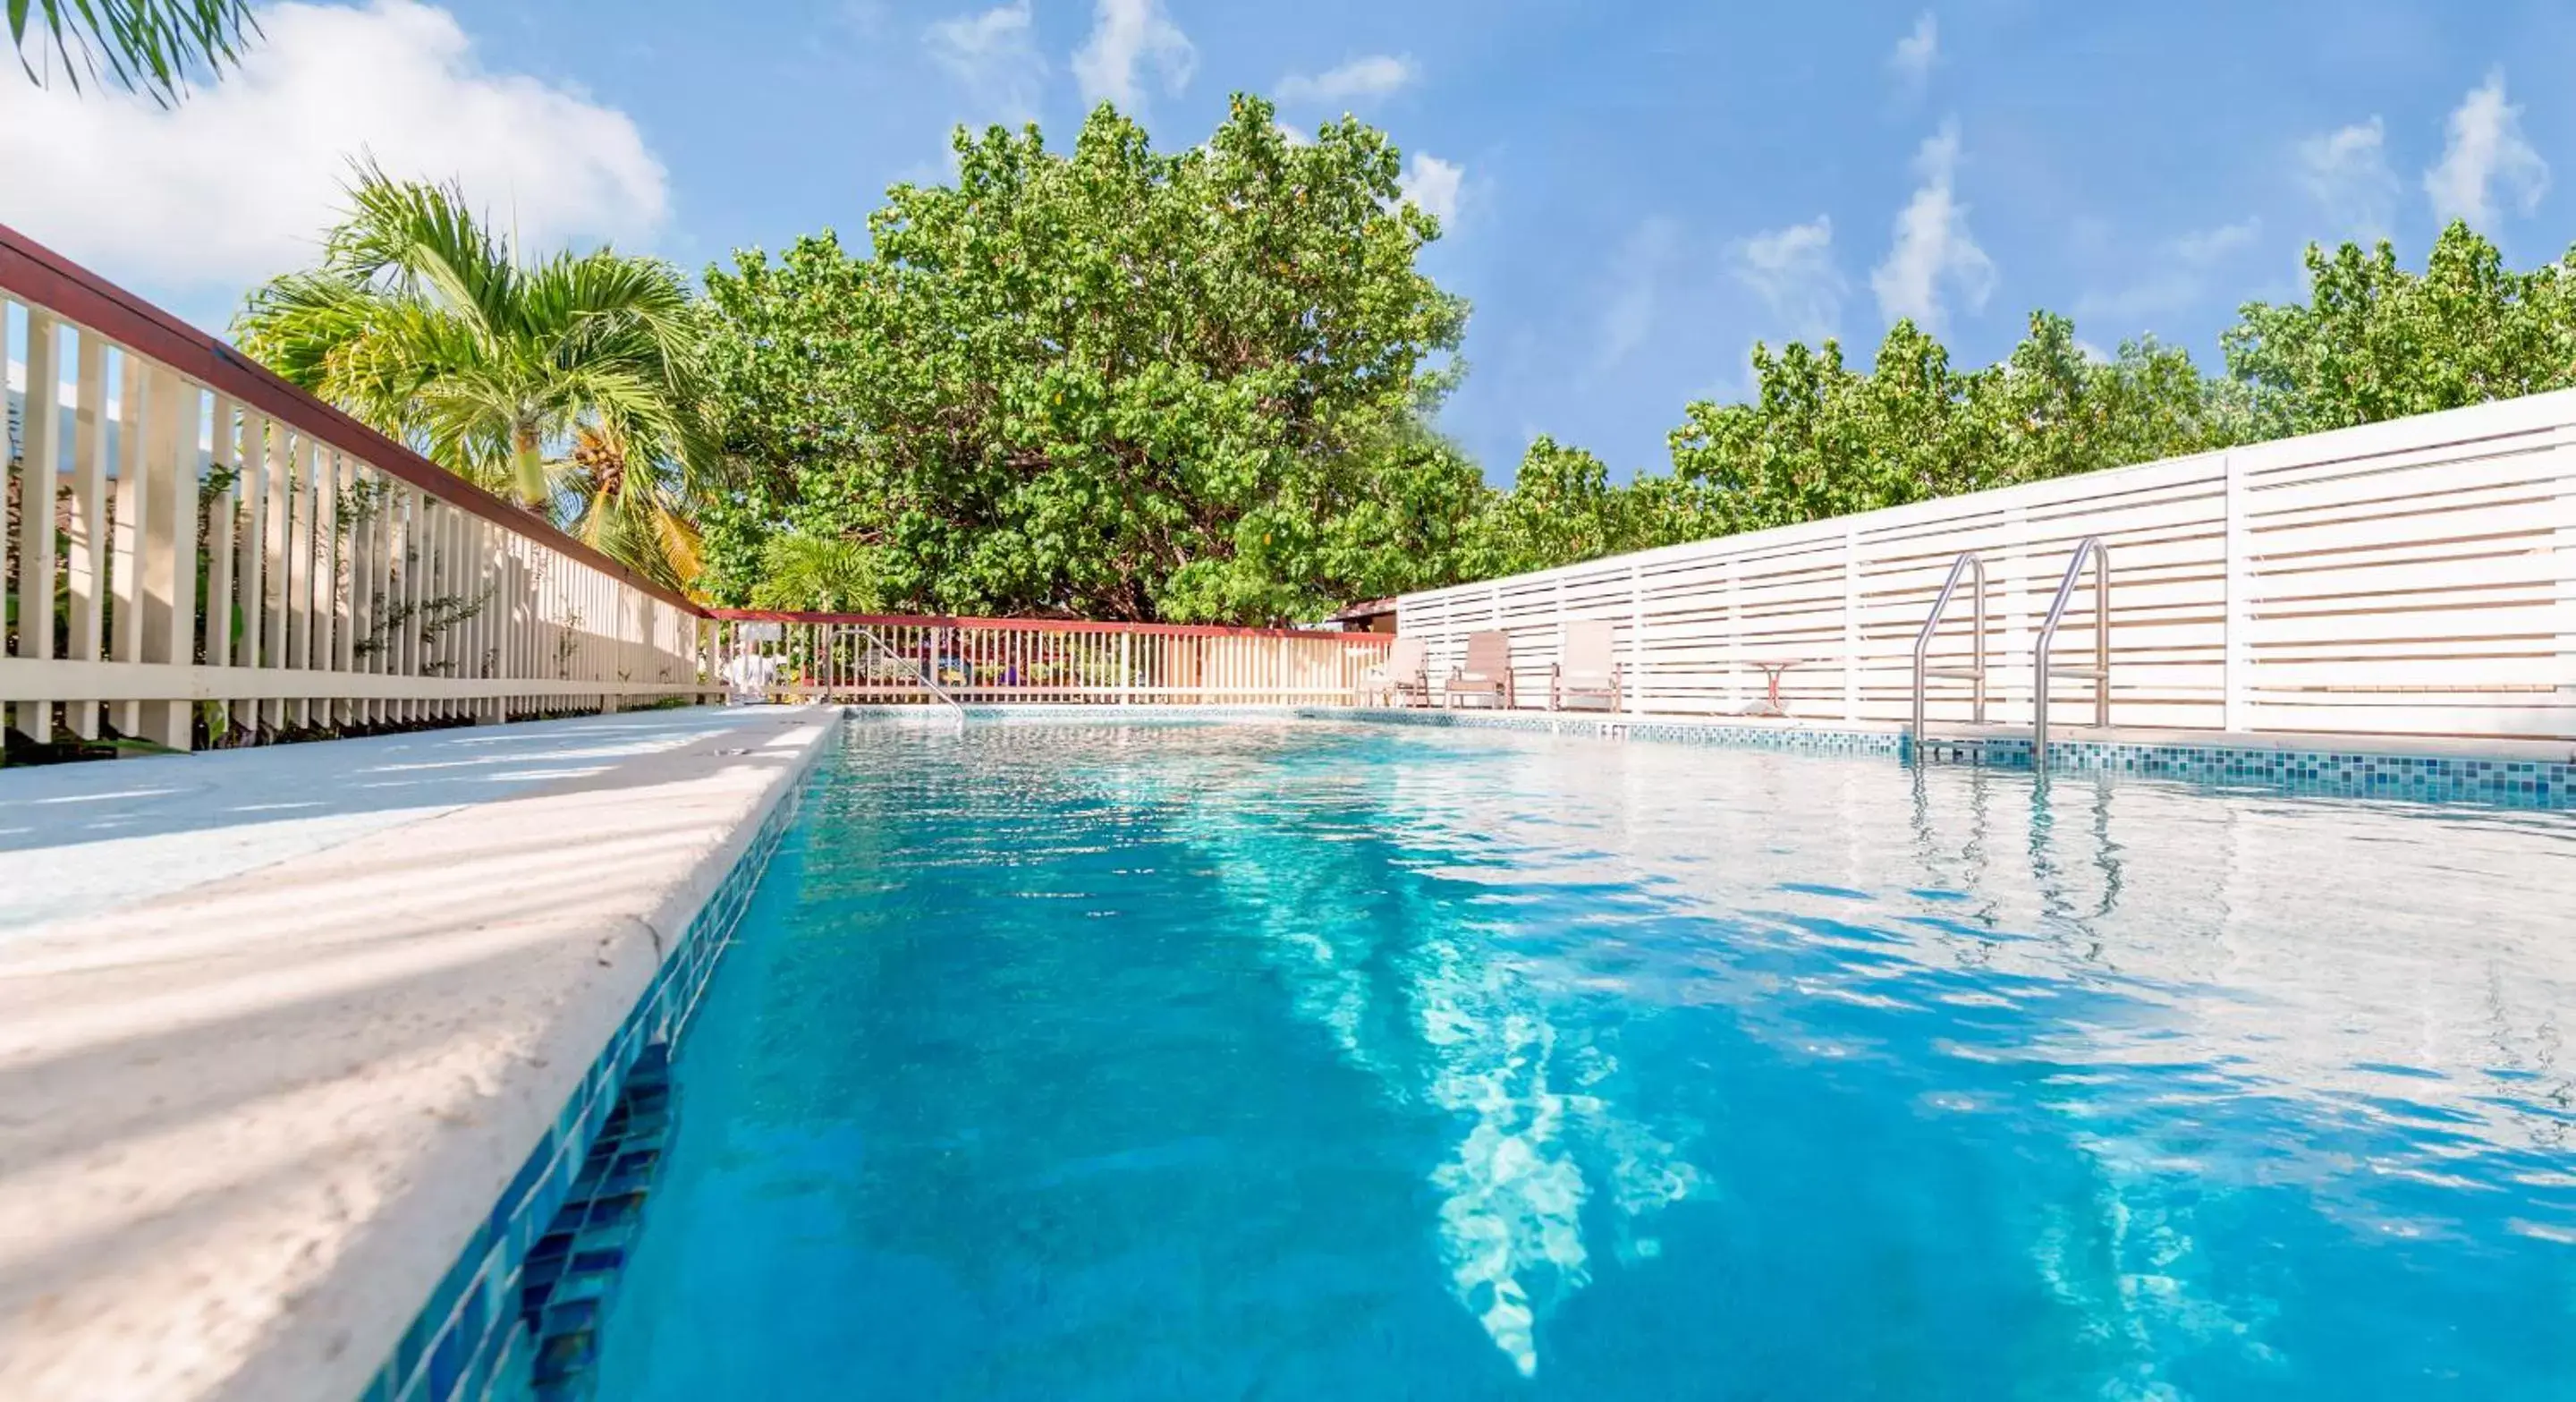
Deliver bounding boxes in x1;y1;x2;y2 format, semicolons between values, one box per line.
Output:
11;0;2576;480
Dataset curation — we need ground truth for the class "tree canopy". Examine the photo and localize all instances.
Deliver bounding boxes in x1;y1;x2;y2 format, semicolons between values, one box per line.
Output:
698;96;1474;622
1666;313;2241;536
218;99;2576;623
695;98;2576;623
2224;219;2576;438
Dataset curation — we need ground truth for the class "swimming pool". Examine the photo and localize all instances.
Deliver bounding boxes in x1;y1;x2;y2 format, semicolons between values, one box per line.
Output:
587;718;2576;1398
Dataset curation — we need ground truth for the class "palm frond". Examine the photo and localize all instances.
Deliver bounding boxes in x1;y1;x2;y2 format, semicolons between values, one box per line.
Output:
325;162;521;340
10;0;258;105
750;534;887;613
231;166;722;592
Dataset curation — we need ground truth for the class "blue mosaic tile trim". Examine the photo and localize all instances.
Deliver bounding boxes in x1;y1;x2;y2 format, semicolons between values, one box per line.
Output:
1334;706;1904;757
357;771;807;1402
1620;719;1902;757
1342;706;2572;810
1913;734;2574;809
521;1049;674;1401
841;702;1318;724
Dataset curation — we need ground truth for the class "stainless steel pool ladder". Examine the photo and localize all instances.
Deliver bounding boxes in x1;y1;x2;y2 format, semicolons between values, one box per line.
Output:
852;626;965;719
2031;536;2111;767
1910;550;1989;751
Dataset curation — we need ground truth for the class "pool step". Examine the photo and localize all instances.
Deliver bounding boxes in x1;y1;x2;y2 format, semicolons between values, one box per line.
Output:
1910;726;2035;768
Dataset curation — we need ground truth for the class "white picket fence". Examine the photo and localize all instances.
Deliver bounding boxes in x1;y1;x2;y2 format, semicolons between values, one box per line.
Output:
1401;391;2576;742
707;613;1392;705
2;225;716;752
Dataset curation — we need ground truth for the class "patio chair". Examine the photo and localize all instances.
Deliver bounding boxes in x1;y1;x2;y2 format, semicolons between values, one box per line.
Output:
1445;630;1517;709
1549;620;1623;711
1360;636;1431;707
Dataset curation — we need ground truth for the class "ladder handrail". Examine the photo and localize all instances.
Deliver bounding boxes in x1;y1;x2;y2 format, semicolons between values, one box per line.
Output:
2032;536;2111;767
1910;550;1988;749
852;624;965;718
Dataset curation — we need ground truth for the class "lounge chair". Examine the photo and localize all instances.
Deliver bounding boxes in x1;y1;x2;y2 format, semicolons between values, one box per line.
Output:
1445;630;1517;709
1549;620;1623;711
1360;635;1431;707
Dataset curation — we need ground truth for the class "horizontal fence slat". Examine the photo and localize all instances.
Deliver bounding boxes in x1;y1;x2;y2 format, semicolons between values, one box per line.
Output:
1399;397;2576;744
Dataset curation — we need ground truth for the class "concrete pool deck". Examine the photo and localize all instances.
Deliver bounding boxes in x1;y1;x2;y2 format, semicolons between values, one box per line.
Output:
0;706;837;1402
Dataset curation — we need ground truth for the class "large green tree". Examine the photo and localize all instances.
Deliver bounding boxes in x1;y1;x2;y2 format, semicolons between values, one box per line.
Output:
701;148;2576;614
2224;220;2576;438
234;171;720;590
699;96;1473;623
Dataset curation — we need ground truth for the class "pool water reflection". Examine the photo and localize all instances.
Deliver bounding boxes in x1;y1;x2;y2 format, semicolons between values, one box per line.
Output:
590;720;2576;1399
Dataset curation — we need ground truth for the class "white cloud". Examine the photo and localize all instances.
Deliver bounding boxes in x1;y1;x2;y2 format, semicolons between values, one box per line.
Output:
2172;217;2259;265
2424;71;2548;225
2074;217;2260;327
1731;217;1844;342
1400;152;1464;225
2297;118;2399;238
1072;0;1195;114
925;0;1046;123
1889;13;1939;93
1594;217;1681;375
1276;54;1415;107
0;0;665;295
1870;121;1994;332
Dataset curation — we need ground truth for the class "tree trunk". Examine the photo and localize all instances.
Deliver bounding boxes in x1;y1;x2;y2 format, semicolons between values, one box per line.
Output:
510;424;547;512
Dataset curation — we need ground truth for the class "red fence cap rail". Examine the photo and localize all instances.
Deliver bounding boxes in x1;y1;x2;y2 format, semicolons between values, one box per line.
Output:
0;220;703;616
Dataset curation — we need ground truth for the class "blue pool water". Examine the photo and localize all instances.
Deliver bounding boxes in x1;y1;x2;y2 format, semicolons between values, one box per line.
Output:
591;719;2576;1399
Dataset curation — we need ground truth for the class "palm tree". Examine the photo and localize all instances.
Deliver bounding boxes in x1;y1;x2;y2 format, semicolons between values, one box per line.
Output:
11;0;257;104
748;534;888;614
564;424;706;592
234;169;720;591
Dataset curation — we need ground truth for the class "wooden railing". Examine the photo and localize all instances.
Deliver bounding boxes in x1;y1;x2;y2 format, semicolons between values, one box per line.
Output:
2;224;717;752
1398;389;2576;743
707;611;1392;707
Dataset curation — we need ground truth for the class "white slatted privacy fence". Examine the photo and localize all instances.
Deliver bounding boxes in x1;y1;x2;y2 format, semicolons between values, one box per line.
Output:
707;613;1392;706
1401;390;2576;742
2;225;717;752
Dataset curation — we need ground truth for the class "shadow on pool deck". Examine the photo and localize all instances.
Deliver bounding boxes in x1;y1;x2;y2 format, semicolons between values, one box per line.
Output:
0;706;835;1402
0;707;789;937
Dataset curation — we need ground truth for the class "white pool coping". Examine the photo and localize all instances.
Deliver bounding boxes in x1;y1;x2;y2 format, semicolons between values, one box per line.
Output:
0;706;837;1402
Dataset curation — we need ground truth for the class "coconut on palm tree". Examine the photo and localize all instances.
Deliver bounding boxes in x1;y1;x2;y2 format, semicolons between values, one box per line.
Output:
233;168;719;591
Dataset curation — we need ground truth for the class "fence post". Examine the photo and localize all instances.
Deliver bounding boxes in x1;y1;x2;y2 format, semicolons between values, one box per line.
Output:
1724;555;1741;709
139;366;195;751
233;413;267;728
108;355;144;739
1119;631;1132;705
1628;564;1644;714
63;335;107;740
203;397;237;736
1842;522;1860;722
2221;452;2251;733
1553;574;1565;704
2554;429;2576;726
1998;502;2029;728
13;312;60;742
